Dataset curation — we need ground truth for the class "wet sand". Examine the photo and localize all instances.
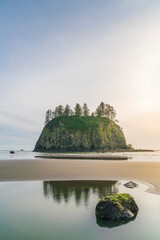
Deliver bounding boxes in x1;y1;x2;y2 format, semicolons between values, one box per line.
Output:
35;154;128;160
0;159;160;194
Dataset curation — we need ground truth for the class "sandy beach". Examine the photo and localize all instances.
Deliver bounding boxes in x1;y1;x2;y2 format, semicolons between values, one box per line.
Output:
0;158;160;194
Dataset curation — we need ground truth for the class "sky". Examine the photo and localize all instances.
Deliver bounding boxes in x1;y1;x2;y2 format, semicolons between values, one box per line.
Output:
1;0;160;150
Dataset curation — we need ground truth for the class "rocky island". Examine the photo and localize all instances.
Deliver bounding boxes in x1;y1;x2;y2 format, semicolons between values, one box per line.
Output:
34;102;128;152
34;116;127;152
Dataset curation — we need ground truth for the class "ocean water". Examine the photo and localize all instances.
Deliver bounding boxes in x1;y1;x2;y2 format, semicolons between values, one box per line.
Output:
0;180;159;240
0;150;36;160
1;150;160;161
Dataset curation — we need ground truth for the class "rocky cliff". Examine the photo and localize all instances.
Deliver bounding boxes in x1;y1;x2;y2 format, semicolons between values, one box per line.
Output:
34;116;127;152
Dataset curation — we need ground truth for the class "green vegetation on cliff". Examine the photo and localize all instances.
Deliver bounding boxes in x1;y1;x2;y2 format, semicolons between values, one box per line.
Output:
34;116;127;152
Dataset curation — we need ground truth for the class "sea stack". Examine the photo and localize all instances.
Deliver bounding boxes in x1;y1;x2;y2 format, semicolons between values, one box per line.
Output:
34;116;128;152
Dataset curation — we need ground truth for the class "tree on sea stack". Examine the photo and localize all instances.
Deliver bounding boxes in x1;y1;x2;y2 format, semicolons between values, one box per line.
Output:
57;105;64;117
45;109;52;125
52;106;58;118
63;104;73;117
74;103;82;117
95;102;106;117
45;102;117;122
95;102;116;121
82;103;90;116
105;104;116;120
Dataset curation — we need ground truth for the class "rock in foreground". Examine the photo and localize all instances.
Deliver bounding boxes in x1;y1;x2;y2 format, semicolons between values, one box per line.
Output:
96;193;138;220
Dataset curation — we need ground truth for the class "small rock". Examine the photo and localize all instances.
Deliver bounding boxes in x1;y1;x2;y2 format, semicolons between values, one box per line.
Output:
124;181;138;189
10;151;15;154
96;193;138;220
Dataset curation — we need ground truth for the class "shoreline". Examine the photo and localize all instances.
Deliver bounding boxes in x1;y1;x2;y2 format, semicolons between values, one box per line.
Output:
34;149;155;153
0;159;159;195
35;154;128;160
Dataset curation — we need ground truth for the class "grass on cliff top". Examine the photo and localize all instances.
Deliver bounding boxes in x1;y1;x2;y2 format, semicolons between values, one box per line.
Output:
46;116;111;131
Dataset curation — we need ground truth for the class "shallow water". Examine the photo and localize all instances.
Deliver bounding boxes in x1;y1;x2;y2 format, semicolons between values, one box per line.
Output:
0;150;36;160
1;150;160;161
0;180;159;240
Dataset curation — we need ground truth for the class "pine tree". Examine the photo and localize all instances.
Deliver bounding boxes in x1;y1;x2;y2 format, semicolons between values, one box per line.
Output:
74;103;82;117
52;106;58;118
57;105;64;117
95;106;101;117
99;102;105;117
44;109;52;125
95;102;105;117
82;103;90;116
63;104;73;117
95;102;116;120
105;104;116;120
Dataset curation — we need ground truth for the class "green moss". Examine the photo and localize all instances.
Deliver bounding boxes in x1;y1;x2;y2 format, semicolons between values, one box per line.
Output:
99;193;137;210
101;193;134;201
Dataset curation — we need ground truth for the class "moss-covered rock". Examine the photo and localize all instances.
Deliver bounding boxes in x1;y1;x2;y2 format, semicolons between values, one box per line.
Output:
96;193;139;220
34;116;127;152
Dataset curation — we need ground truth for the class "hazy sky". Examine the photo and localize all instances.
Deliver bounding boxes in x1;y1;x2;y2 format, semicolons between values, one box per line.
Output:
1;0;160;150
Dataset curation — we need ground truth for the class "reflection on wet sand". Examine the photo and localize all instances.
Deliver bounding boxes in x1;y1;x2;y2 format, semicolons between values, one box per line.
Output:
43;180;138;228
43;181;118;206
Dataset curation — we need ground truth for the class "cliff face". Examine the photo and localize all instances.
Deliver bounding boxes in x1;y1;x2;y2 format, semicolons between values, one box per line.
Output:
34;116;127;152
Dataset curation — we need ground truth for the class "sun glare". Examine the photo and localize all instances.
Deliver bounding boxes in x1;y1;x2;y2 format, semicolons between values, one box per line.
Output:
140;98;152;111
